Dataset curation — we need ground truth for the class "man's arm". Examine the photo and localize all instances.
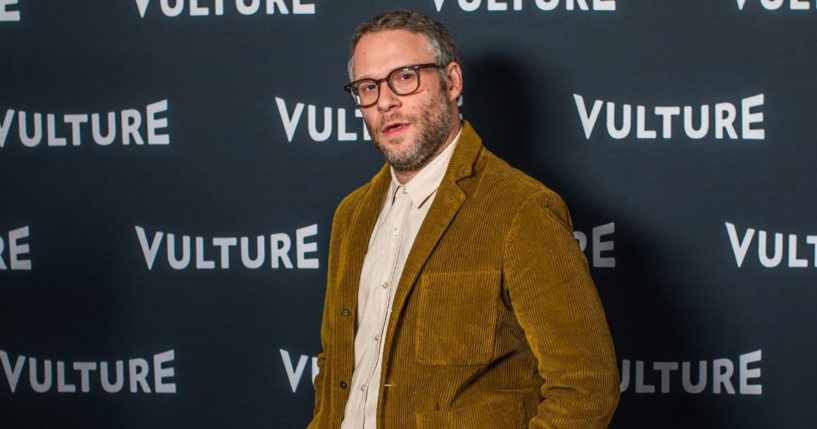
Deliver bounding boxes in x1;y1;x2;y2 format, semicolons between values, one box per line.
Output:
503;191;620;428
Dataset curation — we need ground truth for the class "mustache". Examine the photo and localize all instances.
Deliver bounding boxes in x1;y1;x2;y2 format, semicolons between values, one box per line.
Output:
376;114;413;131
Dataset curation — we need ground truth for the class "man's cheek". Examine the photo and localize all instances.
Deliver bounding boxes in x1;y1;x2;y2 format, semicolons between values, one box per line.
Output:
361;115;378;138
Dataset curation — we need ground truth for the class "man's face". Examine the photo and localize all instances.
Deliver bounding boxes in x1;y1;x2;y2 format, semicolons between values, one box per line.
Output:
351;30;458;172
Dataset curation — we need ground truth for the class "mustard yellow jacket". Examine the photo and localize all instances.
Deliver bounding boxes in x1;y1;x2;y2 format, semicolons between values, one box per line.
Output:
308;121;619;428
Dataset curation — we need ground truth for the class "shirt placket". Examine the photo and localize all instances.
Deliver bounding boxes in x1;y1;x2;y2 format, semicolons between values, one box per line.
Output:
360;185;412;429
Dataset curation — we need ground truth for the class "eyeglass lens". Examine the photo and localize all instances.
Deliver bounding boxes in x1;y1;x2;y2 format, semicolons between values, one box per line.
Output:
352;67;421;107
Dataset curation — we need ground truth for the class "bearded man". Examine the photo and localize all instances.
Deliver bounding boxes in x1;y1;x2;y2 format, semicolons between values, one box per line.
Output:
308;10;620;429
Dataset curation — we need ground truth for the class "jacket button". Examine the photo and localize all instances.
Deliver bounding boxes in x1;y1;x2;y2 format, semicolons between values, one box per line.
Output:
339;381;348;389
341;307;351;317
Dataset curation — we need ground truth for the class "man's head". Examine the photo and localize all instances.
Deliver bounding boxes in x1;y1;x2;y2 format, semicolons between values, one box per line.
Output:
346;11;463;176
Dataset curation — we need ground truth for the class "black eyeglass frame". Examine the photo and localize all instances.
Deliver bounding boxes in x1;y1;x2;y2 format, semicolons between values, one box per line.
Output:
343;63;442;108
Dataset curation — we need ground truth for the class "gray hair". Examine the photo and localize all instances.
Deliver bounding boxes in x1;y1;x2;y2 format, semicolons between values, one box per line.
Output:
347;10;459;80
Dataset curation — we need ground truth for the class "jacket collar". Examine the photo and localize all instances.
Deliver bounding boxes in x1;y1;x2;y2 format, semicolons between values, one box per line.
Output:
444;120;481;184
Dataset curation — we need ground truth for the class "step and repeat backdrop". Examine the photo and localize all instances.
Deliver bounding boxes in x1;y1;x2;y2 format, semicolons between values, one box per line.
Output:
1;0;815;428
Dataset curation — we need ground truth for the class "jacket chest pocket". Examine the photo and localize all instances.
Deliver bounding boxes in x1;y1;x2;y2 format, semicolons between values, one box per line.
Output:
415;271;500;366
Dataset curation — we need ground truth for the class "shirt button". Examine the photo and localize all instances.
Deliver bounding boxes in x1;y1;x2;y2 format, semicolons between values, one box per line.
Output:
341;307;351;317
392;228;399;236
381;282;389;289
339;381;348;389
360;384;367;391
374;334;380;341
401;187;407;195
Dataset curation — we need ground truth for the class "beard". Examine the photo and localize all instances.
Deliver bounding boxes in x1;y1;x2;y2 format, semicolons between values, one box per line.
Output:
366;90;454;172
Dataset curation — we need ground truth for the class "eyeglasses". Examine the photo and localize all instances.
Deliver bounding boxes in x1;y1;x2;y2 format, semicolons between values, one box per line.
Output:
344;63;442;108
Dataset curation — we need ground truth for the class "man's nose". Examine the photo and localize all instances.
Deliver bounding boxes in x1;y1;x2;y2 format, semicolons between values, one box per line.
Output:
377;82;401;112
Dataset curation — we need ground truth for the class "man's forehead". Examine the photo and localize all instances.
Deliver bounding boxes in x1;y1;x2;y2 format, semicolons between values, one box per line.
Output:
352;29;435;79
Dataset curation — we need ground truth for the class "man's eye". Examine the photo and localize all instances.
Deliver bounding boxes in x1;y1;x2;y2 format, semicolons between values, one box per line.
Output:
397;72;415;81
359;82;377;93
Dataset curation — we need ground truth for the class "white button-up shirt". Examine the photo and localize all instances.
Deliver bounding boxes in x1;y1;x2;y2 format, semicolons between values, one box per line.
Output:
340;129;461;429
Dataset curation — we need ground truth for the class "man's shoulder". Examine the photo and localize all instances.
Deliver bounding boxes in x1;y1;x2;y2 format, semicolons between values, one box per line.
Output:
466;148;573;231
334;180;372;217
476;149;566;208
332;164;389;220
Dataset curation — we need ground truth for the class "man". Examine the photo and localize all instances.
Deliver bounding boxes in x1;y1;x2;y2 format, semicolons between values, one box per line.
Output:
308;10;619;429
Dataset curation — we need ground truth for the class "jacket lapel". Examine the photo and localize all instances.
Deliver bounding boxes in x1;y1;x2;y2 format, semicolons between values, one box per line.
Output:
340;163;391;329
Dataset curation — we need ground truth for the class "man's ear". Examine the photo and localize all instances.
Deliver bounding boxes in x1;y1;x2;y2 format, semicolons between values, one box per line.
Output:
444;62;463;102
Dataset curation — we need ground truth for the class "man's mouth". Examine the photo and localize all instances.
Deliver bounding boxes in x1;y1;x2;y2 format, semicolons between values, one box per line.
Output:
382;122;408;137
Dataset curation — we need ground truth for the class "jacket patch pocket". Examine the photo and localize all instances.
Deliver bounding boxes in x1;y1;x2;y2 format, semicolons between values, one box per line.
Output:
416;271;500;366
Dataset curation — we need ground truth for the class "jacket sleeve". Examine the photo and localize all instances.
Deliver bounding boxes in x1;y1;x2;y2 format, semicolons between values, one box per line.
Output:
503;191;620;428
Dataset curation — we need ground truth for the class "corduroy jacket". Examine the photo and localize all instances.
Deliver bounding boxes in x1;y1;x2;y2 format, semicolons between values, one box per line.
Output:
308;121;619;429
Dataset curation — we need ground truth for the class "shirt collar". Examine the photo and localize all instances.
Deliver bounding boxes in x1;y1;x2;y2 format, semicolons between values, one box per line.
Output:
389;125;462;208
